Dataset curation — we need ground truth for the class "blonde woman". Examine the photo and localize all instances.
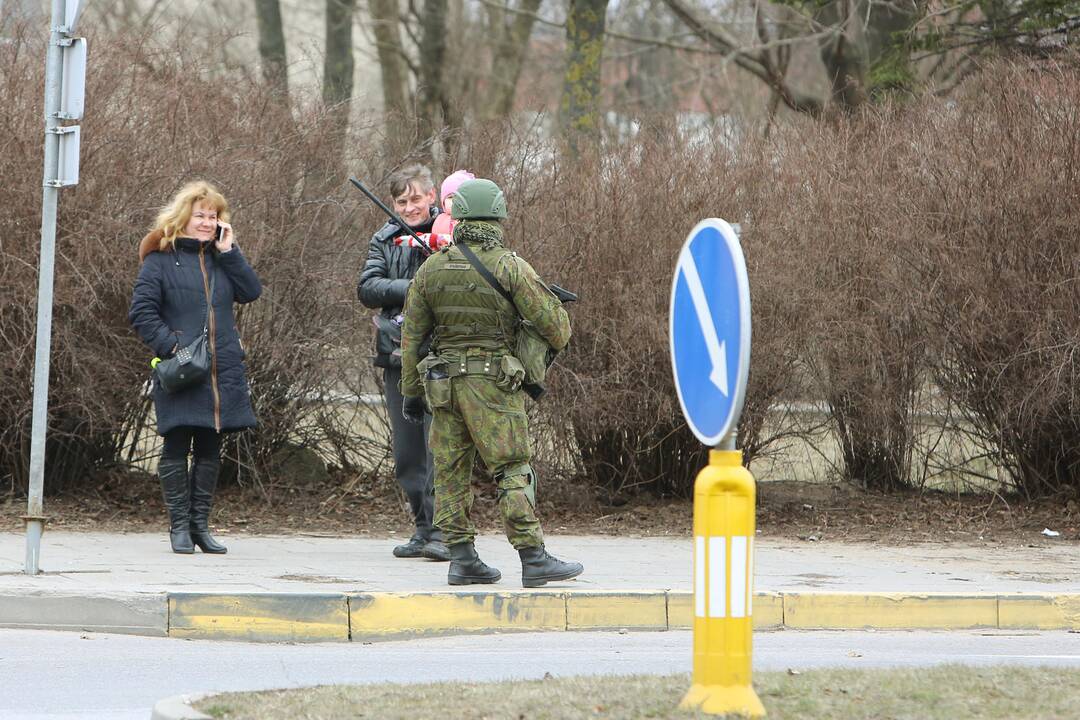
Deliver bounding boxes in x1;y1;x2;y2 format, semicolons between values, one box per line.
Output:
129;181;261;554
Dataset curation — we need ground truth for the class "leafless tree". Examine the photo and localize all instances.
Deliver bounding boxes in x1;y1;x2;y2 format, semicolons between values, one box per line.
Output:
560;0;609;147
254;0;290;101
368;0;411;146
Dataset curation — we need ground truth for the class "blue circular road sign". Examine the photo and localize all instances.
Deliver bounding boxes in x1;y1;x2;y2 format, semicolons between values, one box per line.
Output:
669;218;751;447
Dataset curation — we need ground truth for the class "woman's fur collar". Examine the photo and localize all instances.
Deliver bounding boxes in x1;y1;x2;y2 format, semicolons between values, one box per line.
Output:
138;229;165;263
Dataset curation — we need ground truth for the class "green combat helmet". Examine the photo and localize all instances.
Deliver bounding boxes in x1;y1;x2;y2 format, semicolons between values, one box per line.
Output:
451;179;508;220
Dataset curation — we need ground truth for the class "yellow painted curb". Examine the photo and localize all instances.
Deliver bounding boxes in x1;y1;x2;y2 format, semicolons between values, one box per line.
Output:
668;591;694;629
999;594;1080;630
784;592;998;630
169;593;349;642
667;592;783;629
158;591;1080;642
349;592;567;639
567;592;667;630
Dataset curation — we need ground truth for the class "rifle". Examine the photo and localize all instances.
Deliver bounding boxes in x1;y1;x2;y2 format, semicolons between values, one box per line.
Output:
549;284;578;304
349;175;577;304
349;176;434;255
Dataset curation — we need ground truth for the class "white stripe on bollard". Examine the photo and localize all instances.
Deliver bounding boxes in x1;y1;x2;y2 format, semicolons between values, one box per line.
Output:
748;537;754;614
708;536;726;618
730;536;748;618
695;536;705;618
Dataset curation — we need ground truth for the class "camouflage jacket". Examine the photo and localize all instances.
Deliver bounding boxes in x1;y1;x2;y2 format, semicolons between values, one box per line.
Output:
400;220;571;398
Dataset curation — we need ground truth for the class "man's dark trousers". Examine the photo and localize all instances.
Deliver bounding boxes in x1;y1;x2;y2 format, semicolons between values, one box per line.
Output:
383;365;440;541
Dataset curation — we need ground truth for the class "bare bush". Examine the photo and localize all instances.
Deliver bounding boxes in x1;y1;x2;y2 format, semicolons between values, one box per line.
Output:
481;122;814;499
910;62;1080;497
0;23;390;497
6;13;1079;512
750;111;929;491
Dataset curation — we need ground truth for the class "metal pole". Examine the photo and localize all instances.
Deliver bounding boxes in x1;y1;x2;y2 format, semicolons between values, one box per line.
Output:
25;0;67;575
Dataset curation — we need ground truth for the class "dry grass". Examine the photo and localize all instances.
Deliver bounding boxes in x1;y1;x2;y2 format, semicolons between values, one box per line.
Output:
197;665;1080;719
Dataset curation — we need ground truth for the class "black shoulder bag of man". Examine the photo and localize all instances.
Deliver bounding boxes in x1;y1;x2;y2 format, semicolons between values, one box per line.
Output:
155;269;216;394
454;242;560;401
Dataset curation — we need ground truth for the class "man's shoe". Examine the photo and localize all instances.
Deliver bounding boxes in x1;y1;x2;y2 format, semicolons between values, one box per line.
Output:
421;540;451;562
393;536;426;558
447;542;501;585
519;546;583;587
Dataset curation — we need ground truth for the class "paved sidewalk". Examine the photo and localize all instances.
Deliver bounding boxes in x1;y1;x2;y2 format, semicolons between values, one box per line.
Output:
1;532;1078;641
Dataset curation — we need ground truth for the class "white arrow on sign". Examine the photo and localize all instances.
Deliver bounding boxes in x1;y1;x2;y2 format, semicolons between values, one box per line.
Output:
678;248;728;396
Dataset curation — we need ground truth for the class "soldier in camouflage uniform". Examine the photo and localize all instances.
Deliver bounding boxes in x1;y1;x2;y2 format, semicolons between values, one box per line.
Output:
399;179;584;587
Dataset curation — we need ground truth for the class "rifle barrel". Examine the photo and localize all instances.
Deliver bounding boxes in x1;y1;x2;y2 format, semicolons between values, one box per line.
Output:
349;176;433;255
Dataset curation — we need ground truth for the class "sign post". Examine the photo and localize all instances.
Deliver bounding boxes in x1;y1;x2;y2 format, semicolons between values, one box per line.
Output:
25;0;86;575
670;219;764;717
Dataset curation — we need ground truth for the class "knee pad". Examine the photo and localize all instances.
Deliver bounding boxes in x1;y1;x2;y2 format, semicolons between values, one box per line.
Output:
496;463;536;508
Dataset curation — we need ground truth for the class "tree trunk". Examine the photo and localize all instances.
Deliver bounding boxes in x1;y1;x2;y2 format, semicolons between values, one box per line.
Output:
254;0;290;101
487;0;543;118
860;0;918;96
369;0;411;146
814;0;868;112
324;0;356;107
559;0;608;148
323;0;355;176
418;0;449;147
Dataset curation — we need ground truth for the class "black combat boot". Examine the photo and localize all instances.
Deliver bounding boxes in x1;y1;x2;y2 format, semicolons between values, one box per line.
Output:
189;457;228;554
519;546;583;587
421;539;451;562
159;458;194;554
393;535;427;558
447;542;501;585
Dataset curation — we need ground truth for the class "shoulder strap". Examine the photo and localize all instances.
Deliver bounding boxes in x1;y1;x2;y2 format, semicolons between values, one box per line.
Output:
455;242;516;308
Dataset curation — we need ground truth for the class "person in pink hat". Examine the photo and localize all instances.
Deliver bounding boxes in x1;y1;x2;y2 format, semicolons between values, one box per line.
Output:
431;170;475;238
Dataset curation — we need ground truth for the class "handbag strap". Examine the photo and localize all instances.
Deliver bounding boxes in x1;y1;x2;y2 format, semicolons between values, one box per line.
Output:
455;241;517;311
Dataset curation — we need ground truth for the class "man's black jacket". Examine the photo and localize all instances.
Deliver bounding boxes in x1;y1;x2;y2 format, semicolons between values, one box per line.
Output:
356;212;437;368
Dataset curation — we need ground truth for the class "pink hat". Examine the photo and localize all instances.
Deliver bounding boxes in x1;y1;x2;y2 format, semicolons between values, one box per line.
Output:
440;170;476;204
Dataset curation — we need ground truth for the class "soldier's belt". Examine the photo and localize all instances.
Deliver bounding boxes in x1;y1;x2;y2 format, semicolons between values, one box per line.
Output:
445;356;502;378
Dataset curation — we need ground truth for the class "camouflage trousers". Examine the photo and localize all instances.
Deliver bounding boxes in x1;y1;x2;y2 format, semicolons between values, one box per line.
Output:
428;375;543;549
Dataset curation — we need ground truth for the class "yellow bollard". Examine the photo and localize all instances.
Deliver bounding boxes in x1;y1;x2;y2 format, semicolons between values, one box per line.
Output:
680;448;765;717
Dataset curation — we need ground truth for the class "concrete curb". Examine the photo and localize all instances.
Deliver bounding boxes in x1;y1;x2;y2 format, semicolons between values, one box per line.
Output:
150;693;213;720
4;590;1080;642
0;591;167;636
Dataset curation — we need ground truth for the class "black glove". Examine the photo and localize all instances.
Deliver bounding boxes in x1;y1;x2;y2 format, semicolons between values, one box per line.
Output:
402;395;426;424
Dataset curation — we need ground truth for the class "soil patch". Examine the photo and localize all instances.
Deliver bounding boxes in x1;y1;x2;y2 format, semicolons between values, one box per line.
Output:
2;472;1077;545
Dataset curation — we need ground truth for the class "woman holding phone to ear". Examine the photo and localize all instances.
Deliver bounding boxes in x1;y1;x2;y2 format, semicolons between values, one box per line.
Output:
129;181;262;554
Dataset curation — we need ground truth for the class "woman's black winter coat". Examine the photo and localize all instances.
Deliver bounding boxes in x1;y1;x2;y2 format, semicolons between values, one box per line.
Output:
129;237;262;435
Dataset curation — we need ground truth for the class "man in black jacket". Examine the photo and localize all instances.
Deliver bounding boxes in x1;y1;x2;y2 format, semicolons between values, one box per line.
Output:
357;164;449;561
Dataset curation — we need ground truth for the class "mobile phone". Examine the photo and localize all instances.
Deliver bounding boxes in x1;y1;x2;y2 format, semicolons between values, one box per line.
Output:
216;224;225;242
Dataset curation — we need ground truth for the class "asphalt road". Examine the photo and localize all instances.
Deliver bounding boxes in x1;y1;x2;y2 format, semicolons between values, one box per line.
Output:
3;629;1080;719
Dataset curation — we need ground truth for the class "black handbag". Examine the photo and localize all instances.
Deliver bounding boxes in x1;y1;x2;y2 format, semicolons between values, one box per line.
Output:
154;269;215;394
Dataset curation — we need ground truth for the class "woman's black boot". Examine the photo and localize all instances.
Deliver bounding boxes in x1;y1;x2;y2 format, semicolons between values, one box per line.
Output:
159;458;194;554
189;457;228;554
